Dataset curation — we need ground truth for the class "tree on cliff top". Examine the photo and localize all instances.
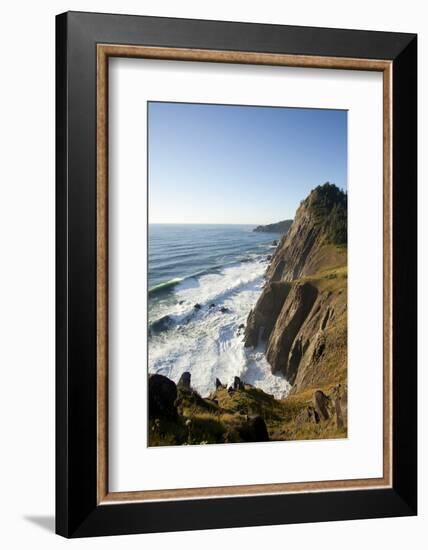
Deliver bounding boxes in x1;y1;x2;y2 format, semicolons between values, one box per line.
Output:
304;182;347;246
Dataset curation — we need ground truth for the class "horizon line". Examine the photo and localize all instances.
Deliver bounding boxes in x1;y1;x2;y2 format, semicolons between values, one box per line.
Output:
148;222;290;225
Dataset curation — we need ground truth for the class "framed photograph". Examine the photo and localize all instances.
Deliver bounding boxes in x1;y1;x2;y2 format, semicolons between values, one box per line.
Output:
56;11;417;537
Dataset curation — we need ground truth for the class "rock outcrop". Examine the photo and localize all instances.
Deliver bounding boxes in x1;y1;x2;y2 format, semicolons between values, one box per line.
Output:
313;390;330;421
177;371;191;389
253;219;293;234
233;376;245;390
148;368;347;446
215;377;224;389
266;183;346;282
148;371;273;446
148;374;178;419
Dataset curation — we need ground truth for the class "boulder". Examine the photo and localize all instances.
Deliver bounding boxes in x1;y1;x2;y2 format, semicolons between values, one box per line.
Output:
215;377;224;389
236;323;245;336
233;376;245;390
194;303;202;310
178;371;191;389
148;374;177;419
149;315;173;335
209;303;216;309
220;306;229;314
313;390;330;421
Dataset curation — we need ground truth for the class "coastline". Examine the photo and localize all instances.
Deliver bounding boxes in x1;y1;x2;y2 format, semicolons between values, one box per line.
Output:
147;225;290;399
147;184;348;446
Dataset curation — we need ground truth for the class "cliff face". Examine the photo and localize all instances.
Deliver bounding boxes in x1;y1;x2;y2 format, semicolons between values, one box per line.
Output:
245;183;347;395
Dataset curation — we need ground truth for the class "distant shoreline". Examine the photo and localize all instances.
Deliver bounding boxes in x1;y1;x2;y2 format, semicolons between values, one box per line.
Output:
148;222;282;226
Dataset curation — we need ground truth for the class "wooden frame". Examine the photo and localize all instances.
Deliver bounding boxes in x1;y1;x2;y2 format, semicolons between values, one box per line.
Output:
56;11;417;537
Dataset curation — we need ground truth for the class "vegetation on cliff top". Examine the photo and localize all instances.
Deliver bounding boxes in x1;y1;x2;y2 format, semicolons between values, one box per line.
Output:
305;182;347;245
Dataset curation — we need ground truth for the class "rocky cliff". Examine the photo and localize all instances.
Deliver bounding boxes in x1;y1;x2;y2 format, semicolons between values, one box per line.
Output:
245;183;347;396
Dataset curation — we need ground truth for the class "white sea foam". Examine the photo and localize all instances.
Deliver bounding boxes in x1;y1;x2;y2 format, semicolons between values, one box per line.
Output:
148;259;291;399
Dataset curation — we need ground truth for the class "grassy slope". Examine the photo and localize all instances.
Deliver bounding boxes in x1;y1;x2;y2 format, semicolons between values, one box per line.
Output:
149;384;347;446
149;365;347;447
278;242;347;440
297;243;347;391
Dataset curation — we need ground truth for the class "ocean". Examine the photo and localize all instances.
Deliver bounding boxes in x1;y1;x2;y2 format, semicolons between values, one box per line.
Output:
148;224;291;399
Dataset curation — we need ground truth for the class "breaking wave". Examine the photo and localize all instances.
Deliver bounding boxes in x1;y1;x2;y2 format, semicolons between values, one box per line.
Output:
148;257;291;399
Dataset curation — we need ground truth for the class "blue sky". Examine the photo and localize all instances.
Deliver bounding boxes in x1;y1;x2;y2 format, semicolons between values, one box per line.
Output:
148;102;347;224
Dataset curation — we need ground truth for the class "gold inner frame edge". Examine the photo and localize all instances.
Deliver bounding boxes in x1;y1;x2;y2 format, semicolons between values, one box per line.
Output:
96;44;393;505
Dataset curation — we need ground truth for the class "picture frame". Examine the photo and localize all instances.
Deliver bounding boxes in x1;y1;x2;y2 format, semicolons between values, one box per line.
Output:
56;11;417;538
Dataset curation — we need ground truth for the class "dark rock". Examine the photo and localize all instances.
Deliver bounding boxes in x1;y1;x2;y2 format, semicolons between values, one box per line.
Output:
178;300;185;305
238;416;269;442
227;386;234;394
209;303;216;309
313;390;330;421
178;371;191;389
266;255;272;261
220;306;229;314
233;376;245;390
236;323;246;336
149;315;173;335
272;240;278;246
194;303;202;310
148;374;177;419
215;377;224;389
